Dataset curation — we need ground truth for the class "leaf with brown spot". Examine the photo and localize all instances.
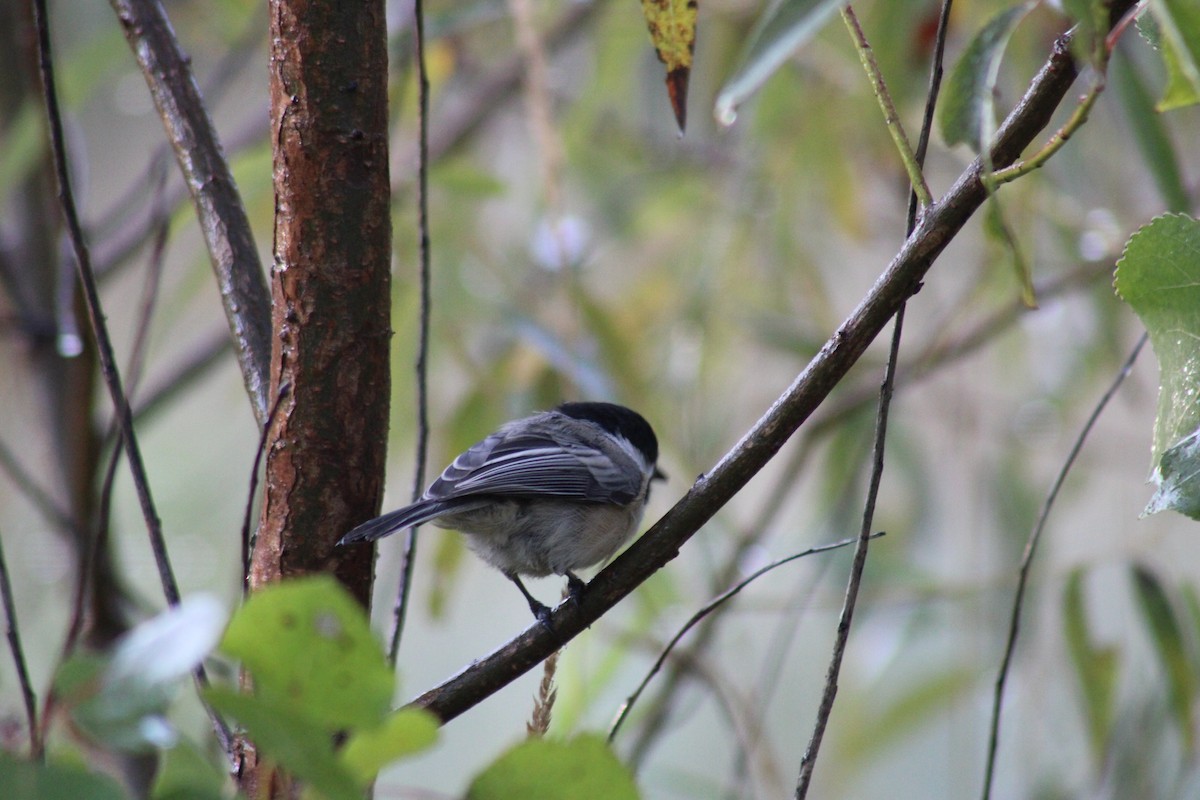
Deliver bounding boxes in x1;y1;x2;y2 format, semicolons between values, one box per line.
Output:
641;0;697;132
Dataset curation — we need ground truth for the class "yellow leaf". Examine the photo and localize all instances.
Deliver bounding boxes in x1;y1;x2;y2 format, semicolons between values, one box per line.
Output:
641;0;698;131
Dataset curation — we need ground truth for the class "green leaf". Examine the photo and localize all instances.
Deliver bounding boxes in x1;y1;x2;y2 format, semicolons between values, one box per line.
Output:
0;753;129;800
938;3;1034;153
205;688;363;800
1146;434;1200;518
55;595;227;753
1182;582;1200;658
466;734;640;800
1111;53;1192;213
1130;564;1197;751
1151;0;1200;111
339;707;440;781
151;739;230;800
1113;214;1200;517
714;0;847;126
835;665;980;763
220;576;393;731
1062;568;1119;762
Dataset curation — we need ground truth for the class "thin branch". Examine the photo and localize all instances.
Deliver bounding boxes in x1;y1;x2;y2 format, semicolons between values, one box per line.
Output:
93;118;267;281
108;0;272;426
395;0;601;185
242;383;293;597
980;333;1147;800
90;14;265;243
0;438;75;534
988;1;1143;187
840;5;932;209
0;525;41;760
988;73;1105;186
609;534;883;742
34;0;180;610
64;184;169;663
389;0;433;667
131;330;232;425
795;294;904;797
33;0;232;756
407;8;1131;726
627;259;1108;767
794;4;954;789
907;0;955;226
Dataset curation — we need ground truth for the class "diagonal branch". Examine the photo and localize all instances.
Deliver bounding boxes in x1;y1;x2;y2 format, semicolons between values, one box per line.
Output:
108;0;272;426
408;11;1132;724
980;334;1147;800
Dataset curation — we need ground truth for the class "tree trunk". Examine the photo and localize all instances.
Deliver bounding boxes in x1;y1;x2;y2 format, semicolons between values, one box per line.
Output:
243;0;392;790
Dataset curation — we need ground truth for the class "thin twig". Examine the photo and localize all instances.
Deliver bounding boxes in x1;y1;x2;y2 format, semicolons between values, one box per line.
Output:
132;330;232;425
988;74;1105;186
389;0;433;667
629;258;1107;768
91;14;265;242
840;5;933;209
794;302;905;799
610;534;883;742
794;4;954;791
981;333;1147;800
34;0;180;610
64;181;169;662
987;2;1143;187
32;0;232;756
242;383;293;597
0;525;41;760
906;0;955;227
0;439;75;534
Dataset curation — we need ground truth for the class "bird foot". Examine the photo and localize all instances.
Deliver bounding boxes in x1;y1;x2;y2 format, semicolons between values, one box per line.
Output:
565;572;587;606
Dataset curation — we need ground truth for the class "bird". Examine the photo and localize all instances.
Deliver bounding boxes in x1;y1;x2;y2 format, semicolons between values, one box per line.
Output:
339;401;663;621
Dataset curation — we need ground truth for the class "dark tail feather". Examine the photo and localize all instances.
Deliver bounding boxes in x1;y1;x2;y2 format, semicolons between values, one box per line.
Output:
338;500;446;545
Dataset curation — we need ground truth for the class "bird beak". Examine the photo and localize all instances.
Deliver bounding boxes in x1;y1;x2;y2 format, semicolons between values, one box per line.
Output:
653;466;667;482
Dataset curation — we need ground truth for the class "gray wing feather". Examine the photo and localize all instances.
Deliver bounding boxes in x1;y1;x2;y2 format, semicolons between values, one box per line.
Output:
427;428;640;504
339;499;460;544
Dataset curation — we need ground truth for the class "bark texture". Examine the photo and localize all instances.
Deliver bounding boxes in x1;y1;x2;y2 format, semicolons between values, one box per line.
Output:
255;0;391;606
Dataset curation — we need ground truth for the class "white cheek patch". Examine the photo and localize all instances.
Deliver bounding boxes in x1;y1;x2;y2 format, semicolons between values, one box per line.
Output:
615;434;655;480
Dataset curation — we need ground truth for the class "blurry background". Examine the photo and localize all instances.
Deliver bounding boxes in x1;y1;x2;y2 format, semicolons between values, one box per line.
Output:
2;0;1198;797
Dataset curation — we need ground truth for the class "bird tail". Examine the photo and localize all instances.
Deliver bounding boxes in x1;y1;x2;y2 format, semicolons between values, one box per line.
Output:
338;500;449;545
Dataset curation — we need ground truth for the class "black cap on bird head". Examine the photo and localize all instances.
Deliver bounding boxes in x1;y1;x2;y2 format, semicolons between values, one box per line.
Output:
555;401;659;466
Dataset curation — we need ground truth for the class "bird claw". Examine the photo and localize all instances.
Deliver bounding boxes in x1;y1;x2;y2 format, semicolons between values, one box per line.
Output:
565;572;588;608
531;600;553;629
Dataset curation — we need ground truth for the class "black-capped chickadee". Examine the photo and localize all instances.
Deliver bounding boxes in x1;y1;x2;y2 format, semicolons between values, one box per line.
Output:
339;401;664;621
